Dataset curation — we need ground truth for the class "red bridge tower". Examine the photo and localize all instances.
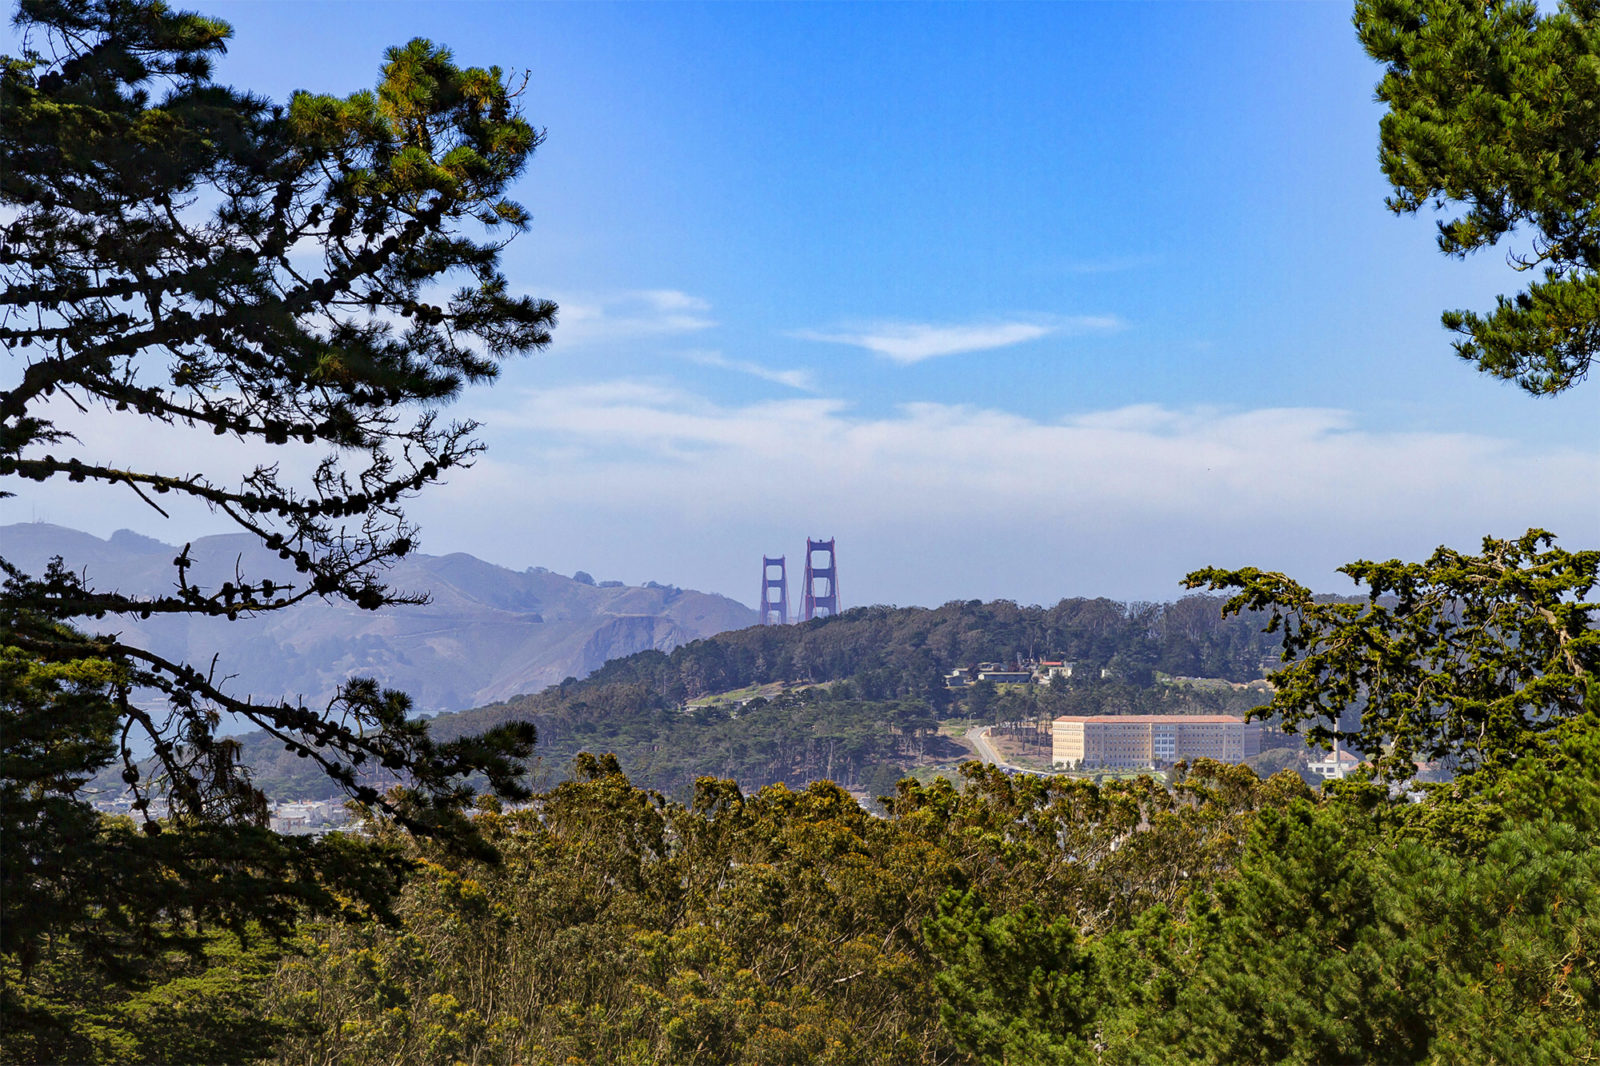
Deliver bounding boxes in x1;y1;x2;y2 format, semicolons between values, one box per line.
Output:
760;555;789;625
802;538;840;621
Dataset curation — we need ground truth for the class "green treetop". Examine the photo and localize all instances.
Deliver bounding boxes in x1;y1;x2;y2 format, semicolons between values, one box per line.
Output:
1187;530;1598;781
1356;0;1600;394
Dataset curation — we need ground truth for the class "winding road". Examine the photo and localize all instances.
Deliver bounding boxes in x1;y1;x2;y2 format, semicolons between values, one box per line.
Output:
965;725;1033;773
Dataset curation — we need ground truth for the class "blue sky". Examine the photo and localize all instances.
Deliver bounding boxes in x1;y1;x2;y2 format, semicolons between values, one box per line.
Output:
9;1;1597;606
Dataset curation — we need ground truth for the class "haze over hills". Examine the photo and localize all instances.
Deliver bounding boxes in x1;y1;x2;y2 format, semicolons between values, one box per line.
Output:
2;523;757;714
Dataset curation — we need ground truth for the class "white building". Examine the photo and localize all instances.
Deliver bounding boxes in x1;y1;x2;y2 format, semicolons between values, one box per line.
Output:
1307;746;1364;781
1035;661;1075;683
1052;714;1262;770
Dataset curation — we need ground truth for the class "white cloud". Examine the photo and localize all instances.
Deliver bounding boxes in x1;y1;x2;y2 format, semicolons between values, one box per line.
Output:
794;316;1121;364
16;383;1596;609
552;289;715;347
686;351;818;391
639;290;711;313
408;383;1600;605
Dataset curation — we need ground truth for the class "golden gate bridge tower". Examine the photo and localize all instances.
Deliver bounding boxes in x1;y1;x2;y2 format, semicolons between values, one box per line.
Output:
759;556;789;626
802;537;840;621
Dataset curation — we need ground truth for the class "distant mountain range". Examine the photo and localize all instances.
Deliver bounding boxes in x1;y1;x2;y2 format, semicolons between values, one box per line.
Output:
2;523;757;713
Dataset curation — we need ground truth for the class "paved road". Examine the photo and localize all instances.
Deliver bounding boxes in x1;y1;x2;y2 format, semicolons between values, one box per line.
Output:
966;725;1035;772
966;725;1000;764
965;725;1070;776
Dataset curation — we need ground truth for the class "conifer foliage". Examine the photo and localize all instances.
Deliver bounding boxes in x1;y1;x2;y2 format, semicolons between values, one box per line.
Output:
1356;0;1600;393
0;0;549;1031
1187;530;1599;781
0;0;549;831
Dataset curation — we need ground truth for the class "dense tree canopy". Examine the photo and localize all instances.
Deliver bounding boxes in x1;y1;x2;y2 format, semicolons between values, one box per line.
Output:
131;729;1589;1066
1356;0;1600;393
562;595;1278;701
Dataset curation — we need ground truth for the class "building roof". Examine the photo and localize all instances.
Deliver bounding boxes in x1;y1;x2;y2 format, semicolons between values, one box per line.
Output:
1309;749;1363;766
1053;714;1248;724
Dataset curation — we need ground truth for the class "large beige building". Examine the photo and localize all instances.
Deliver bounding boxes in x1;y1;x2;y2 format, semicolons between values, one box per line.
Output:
1052;714;1260;769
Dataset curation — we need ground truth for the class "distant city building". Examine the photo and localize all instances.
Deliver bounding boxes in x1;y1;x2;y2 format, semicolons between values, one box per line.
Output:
944;658;1084;689
1307;746;1364;781
269;799;350;836
1035;661;1074;683
943;668;974;689
1052;714;1261;770
976;668;1032;684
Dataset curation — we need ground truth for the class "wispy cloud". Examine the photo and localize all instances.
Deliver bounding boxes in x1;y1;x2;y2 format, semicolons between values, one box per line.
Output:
794;315;1122;364
687;351;817;391
553;289;716;346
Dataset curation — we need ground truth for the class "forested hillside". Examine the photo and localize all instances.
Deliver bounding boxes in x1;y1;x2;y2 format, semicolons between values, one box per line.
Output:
220;594;1290;801
567;594;1282;699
